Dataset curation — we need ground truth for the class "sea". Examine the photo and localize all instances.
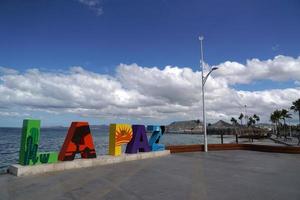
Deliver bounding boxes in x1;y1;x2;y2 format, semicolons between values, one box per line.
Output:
0;127;238;173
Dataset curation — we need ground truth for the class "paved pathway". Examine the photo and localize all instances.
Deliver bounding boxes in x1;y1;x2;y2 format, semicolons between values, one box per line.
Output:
270;135;300;146
0;151;300;200
240;138;285;146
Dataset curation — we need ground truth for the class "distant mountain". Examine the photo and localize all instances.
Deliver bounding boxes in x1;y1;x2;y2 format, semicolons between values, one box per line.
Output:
41;126;66;129
0;124;109;133
90;125;109;131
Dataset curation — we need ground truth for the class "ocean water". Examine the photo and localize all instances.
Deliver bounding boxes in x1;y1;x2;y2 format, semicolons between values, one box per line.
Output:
0;127;236;172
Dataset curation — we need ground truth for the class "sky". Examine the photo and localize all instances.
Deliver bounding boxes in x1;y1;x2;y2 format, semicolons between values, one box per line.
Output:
0;0;300;127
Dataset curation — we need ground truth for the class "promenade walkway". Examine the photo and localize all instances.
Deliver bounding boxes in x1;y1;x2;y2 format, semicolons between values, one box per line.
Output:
0;151;300;200
270;135;300;146
240;138;285;146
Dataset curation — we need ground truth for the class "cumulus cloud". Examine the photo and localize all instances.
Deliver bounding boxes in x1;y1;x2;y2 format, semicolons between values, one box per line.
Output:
0;66;18;75
0;110;29;117
77;0;103;16
0;55;300;124
213;55;300;84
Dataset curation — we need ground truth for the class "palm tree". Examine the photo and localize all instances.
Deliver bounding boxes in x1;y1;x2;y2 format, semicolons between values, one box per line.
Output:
247;117;255;127
270;110;282;137
253;114;260;124
247;117;254;127
291;99;300;125
230;117;239;136
238;113;244;125
280;109;291;125
280;109;292;137
270;113;276;135
247;114;260;127
230;117;238;125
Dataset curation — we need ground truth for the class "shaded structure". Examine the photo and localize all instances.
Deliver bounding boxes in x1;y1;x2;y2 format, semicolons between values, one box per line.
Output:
166;120;203;134
207;120;236;135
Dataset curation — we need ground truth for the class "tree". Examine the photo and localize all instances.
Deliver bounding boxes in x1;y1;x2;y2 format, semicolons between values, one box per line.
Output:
270;110;282;137
253;114;260;123
247;114;260;127
247;117;254;127
280;109;292;137
291;99;300;125
238;113;244;125
230;117;238;125
280;109;291;125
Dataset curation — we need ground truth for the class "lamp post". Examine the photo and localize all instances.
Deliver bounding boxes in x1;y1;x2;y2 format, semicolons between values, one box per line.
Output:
199;36;218;152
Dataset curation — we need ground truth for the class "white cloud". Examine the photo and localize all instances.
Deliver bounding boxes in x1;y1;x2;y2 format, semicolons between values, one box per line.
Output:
77;0;103;16
0;66;18;75
0;111;29;117
213;55;300;84
0;55;300;124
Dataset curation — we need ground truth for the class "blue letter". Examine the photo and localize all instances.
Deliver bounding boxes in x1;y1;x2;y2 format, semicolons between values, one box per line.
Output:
147;125;165;151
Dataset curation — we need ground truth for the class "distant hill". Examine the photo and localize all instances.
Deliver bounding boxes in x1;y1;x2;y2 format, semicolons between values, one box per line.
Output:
40;125;109;132
90;125;109;132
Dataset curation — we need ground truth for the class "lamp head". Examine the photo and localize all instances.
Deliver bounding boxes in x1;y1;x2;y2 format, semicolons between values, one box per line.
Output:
211;67;218;71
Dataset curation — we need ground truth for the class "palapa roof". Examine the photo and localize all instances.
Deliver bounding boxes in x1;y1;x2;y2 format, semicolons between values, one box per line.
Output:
209;120;233;129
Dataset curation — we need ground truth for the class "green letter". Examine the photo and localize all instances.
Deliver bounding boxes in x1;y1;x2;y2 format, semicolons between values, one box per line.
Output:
19;119;58;165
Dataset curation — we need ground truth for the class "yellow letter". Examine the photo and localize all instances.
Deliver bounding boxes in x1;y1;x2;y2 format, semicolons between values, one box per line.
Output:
109;124;133;156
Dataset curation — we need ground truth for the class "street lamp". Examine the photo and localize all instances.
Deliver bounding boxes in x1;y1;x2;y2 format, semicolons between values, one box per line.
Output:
199;36;218;152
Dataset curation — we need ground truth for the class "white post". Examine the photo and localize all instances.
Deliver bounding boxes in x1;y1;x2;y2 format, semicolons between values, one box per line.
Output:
199;36;208;152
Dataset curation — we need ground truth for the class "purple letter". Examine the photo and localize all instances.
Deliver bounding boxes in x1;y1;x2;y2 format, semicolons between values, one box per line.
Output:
126;125;150;154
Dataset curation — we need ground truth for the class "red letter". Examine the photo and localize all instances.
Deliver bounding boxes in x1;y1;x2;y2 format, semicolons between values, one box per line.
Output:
58;122;97;161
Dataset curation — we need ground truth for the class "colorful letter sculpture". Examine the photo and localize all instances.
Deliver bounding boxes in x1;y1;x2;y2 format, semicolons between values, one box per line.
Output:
58;122;97;161
19;119;58;165
125;125;150;154
147;125;165;151
18;119;167;167
109;124;133;156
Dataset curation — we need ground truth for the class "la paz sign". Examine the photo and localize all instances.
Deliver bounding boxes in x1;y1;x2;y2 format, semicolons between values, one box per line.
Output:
19;119;166;166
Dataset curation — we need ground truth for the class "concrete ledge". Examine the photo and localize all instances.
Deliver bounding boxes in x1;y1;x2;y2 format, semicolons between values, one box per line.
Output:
8;150;170;177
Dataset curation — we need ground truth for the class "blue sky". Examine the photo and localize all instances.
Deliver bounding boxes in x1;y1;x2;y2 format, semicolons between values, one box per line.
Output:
1;0;300;72
0;0;300;127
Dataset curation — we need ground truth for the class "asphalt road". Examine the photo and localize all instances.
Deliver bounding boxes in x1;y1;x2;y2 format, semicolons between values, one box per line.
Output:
0;150;300;200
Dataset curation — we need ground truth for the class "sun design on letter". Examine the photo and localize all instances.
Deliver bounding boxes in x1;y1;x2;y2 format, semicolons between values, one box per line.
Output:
115;125;133;146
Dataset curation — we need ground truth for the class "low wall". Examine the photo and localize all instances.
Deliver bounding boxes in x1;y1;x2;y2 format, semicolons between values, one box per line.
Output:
166;144;300;154
8;150;170;177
